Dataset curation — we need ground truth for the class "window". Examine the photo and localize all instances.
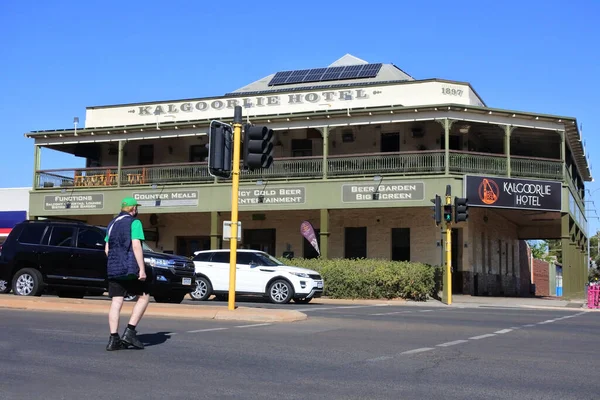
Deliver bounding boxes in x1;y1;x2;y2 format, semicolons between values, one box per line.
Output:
48;227;75;247
236;252;256;265
291;139;312;157
77;228;104;249
189;145;208;162
391;228;410;261
138;144;154;165
254;252;284;266
193;252;213;262
18;225;46;245
345;227;367;259
211;252;230;263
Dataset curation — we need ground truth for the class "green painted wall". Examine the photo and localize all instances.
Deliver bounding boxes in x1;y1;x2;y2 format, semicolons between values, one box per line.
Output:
29;176;465;217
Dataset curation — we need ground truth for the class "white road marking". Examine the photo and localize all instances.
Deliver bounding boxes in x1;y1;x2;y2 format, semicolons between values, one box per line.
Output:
370;311;413;316
366;356;394;362
437;340;468;347
419;310;434;313
234;323;272;328
401;347;435;355
337;305;380;309
509;327;521;330
187;328;228;333
293;307;338;312
469;334;496;340
523;324;536;327
494;329;513;334
538;320;556;324
164;332;177;336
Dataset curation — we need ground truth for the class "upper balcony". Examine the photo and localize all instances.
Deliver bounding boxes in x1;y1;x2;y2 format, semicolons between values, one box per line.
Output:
36;149;564;189
30;113;588;210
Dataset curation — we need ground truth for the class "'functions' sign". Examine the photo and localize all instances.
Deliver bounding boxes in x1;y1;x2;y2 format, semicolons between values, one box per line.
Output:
133;190;199;207
44;194;104;211
239;186;306;205
465;175;561;211
342;182;424;202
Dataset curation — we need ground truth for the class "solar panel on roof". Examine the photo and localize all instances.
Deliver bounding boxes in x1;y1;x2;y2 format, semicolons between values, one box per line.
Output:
268;63;382;86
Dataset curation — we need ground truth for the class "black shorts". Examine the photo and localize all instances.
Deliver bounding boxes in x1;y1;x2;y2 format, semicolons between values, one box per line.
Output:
108;278;149;298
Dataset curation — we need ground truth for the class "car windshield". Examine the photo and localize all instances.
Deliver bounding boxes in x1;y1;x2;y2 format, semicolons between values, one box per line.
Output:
255;252;285;266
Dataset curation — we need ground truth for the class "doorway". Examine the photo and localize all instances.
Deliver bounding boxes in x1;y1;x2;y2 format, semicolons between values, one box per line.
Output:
176;236;210;257
391;228;410;261
242;228;276;255
451;228;463;294
345;227;367;259
380;132;400;152
303;229;321;259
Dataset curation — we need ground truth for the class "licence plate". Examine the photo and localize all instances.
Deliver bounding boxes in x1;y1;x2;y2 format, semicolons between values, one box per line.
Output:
182;277;192;286
316;281;323;289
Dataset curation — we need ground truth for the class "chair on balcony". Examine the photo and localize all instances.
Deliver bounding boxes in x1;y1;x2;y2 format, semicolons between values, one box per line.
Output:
127;168;147;185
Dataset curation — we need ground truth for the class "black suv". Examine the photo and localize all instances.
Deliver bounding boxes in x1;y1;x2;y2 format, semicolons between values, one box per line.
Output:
0;220;195;303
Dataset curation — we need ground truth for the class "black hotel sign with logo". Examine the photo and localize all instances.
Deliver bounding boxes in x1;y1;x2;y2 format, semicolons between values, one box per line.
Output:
465;175;562;212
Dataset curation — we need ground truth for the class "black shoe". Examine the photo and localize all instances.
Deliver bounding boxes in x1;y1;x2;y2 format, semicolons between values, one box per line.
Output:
106;335;125;351
121;327;144;349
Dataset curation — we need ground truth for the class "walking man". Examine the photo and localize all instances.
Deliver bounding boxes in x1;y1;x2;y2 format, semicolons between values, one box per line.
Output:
104;197;149;351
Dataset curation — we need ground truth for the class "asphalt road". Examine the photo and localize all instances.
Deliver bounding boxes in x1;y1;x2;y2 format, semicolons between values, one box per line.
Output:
0;304;598;400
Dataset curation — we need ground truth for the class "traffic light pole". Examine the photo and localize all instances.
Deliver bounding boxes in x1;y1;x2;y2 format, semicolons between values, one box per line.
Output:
443;192;453;305
228;106;243;311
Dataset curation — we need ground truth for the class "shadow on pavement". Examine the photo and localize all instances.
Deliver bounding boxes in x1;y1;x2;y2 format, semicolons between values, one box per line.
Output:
137;332;172;347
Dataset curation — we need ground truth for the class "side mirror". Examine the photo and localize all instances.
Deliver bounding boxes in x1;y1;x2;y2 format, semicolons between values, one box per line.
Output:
249;261;257;267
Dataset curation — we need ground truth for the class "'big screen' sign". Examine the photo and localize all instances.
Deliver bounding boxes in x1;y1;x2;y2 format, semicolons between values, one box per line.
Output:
465;175;562;212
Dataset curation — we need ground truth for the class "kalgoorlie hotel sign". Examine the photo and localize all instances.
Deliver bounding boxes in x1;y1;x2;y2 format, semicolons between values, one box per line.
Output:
135;89;371;116
84;81;481;128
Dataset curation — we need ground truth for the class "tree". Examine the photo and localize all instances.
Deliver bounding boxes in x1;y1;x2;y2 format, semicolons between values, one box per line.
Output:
546;240;562;264
527;240;555;262
528;241;548;260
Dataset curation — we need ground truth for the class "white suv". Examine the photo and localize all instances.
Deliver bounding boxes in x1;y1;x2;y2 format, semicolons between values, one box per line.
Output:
190;249;324;304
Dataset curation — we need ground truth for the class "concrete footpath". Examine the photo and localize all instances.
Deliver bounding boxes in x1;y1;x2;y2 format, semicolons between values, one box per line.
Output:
0;296;308;323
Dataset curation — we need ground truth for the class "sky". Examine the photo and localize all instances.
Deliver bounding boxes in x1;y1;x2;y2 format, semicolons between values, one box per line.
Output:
1;0;599;231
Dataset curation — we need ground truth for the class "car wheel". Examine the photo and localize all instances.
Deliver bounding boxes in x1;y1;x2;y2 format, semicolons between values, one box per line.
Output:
267;279;294;304
124;293;138;302
154;294;185;304
293;297;312;304
0;279;10;294
189;276;212;301
12;268;44;297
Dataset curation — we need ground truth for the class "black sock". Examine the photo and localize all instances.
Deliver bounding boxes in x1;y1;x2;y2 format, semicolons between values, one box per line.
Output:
127;324;136;331
111;333;119;338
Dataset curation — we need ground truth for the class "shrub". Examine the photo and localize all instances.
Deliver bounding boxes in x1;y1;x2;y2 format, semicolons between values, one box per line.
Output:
280;257;436;301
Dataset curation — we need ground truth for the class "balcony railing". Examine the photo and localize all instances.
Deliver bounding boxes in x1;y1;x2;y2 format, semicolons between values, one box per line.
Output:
34;150;564;190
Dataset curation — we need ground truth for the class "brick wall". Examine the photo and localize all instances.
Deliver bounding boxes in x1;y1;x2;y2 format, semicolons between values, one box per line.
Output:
532;258;550;296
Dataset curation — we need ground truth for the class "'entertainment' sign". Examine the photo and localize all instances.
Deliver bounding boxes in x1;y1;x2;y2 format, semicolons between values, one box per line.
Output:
465;175;561;211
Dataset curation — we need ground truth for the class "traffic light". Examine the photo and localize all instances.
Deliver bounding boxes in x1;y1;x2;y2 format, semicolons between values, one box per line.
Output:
454;197;469;223
431;195;442;225
208;120;232;178
244;125;275;170
443;203;452;223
